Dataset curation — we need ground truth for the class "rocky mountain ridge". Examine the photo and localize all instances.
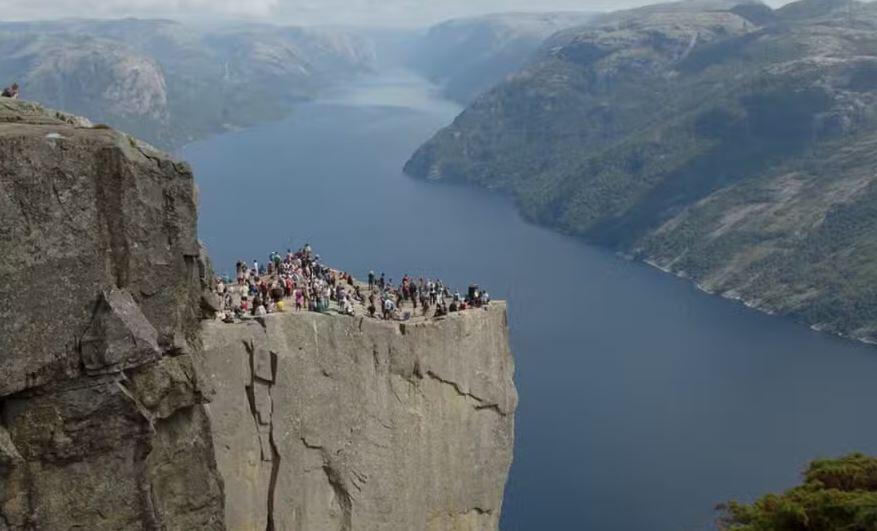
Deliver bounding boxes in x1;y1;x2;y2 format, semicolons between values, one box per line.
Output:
0;19;376;149
406;0;877;343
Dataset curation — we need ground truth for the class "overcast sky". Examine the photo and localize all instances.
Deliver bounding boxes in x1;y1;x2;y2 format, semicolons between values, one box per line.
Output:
0;0;793;27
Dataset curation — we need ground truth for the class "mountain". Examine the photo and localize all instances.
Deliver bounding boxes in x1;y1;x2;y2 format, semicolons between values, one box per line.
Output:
406;0;877;342
410;12;596;103
0;98;516;529
0;19;376;149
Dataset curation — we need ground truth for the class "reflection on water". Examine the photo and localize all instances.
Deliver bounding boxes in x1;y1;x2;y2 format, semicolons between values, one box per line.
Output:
181;70;877;531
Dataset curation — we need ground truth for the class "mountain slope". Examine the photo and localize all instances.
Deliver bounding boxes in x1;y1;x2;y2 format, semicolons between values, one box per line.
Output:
410;12;595;103
0;19;376;149
406;0;877;342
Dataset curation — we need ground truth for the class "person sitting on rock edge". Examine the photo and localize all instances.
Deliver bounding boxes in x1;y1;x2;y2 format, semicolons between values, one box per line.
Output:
2;83;19;99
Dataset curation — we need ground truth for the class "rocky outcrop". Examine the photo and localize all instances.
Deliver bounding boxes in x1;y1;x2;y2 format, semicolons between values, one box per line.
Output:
0;99;224;529
0;97;518;530
198;305;516;531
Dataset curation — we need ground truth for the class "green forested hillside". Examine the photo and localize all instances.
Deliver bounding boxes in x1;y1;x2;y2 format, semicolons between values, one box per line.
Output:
406;0;877;342
721;454;877;530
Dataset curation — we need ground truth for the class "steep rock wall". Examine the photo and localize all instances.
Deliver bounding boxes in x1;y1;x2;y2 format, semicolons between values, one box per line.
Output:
199;305;516;531
0;99;224;530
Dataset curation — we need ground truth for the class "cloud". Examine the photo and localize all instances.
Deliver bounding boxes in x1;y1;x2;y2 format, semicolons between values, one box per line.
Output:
277;0;612;26
0;0;794;26
0;0;280;20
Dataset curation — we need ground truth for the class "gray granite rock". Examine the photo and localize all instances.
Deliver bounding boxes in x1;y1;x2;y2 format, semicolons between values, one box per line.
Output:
199;305;517;531
0;100;224;530
0;99;202;397
80;289;163;374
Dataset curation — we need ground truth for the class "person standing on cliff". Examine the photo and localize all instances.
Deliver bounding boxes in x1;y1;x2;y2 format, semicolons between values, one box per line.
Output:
271;283;284;303
411;282;419;310
383;297;395;320
428;281;437;305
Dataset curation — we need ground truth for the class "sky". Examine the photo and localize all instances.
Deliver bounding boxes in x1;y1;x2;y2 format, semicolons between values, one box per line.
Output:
0;0;793;27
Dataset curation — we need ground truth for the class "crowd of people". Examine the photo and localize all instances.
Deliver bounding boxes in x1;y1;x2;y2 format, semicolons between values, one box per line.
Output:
213;244;491;323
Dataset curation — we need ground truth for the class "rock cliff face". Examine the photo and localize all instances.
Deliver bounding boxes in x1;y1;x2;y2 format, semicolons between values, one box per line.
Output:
0;98;517;530
0;98;224;530
199;305;516;531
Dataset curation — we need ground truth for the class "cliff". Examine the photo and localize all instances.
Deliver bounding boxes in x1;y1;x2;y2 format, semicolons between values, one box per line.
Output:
0;98;517;530
0;98;224;530
199;305;516;530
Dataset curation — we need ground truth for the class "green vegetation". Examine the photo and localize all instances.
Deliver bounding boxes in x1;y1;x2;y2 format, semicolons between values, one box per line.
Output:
720;454;877;530
406;0;877;342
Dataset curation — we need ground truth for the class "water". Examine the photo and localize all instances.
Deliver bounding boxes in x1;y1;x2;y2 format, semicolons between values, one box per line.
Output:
180;70;877;530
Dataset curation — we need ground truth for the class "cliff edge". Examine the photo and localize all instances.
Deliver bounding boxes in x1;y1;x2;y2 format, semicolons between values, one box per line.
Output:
0;98;517;530
200;304;516;530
